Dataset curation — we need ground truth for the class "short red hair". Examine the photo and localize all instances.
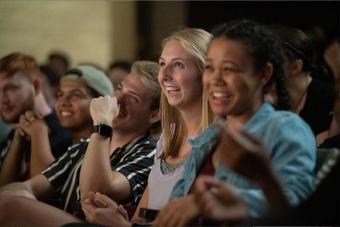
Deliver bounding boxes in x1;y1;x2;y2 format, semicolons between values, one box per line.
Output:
0;52;41;82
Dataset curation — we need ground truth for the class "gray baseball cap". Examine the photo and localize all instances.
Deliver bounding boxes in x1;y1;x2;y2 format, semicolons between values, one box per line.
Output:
61;65;114;96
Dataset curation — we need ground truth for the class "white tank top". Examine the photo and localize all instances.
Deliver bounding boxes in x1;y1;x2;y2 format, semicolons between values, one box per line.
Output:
147;135;184;210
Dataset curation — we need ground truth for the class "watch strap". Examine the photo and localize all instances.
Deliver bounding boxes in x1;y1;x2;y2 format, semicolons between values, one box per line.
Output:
92;124;112;138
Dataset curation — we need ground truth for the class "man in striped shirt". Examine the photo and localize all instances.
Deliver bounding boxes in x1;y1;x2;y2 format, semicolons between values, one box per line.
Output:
0;61;161;226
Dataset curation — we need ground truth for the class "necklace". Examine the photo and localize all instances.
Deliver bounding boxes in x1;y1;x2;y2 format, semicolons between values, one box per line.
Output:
160;158;185;174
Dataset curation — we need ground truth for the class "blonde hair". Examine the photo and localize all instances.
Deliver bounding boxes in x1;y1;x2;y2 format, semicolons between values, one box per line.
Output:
161;28;214;158
131;61;161;110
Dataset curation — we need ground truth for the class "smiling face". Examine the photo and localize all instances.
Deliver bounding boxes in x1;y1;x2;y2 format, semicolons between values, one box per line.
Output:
112;73;155;133
158;39;203;111
203;38;265;118
55;79;93;131
0;72;35;123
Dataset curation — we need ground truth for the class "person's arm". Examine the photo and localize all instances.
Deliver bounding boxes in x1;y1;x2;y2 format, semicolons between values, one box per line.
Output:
131;186;149;223
80;133;131;202
0;174;55;200
153;194;199;227
0;195;80;226
0;129;26;186
80;95;122;201
19;111;55;176
194;176;248;223
214;123;291;216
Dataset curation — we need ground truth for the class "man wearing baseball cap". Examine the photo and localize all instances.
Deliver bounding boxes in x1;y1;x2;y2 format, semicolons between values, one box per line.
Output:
1;64;114;184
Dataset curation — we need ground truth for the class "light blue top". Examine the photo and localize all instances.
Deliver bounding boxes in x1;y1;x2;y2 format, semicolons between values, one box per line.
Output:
170;102;316;217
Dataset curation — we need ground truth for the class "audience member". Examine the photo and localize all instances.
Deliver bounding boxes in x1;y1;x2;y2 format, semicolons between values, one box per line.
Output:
40;51;71;105
16;65;113;179
0;61;160;226
36;27;213;227
154;20;316;226
268;25;335;136
0;52;72;185
47;51;70;83
305;25;335;85
107;60;131;89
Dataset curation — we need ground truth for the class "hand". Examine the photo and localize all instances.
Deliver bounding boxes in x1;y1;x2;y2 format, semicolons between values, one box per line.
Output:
153;195;199;227
17;111;48;139
82;192;118;209
193;176;248;222
82;192;129;227
13;125;26;141
90;95;119;126
82;205;130;227
216;122;273;185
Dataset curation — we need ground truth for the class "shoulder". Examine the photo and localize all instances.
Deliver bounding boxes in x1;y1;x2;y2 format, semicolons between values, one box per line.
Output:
263;109;312;133
249;106;315;151
129;135;157;152
67;139;89;156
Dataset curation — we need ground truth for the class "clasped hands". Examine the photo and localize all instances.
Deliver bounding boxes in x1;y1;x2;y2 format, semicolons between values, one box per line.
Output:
81;192;129;227
15;111;48;140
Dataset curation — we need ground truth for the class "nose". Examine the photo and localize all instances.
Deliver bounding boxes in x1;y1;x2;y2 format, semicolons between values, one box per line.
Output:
115;92;124;105
57;95;72;107
159;64;173;82
209;69;225;86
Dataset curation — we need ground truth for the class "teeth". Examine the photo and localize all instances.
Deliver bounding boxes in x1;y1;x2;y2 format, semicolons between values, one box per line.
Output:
212;92;228;98
61;111;72;117
165;86;180;93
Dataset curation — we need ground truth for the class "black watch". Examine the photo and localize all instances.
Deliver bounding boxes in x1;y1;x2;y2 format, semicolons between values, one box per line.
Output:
92;124;112;138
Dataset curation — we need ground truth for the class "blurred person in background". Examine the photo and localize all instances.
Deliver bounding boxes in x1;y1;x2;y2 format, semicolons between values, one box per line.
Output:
107;60;131;89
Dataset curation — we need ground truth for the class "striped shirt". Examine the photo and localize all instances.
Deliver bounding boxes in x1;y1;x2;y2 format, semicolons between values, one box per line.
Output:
41;135;156;214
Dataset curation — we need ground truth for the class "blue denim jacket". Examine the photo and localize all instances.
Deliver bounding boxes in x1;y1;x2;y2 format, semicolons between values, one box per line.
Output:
171;102;316;217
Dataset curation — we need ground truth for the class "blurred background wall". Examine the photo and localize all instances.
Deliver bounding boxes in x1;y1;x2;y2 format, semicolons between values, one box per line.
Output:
0;0;136;69
0;1;338;68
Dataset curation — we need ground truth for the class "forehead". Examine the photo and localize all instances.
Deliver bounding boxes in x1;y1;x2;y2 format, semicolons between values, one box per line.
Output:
122;73;149;97
208;38;251;60
58;79;88;92
161;39;194;60
0;72;31;86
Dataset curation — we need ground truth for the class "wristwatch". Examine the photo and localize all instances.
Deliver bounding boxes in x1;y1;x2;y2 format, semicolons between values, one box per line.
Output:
91;124;112;138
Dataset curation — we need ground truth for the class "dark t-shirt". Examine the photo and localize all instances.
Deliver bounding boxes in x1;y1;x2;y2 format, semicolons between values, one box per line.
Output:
300;78;335;135
319;133;340;149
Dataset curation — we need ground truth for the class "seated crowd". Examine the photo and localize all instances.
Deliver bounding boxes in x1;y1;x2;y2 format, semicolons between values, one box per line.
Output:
0;19;339;226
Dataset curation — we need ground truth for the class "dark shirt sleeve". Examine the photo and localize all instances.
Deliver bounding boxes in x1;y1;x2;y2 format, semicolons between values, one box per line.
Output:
0;130;15;169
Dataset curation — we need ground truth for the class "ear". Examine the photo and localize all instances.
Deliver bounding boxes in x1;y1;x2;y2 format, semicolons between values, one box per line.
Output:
288;59;303;77
259;63;273;86
290;59;303;76
32;77;42;95
148;108;161;125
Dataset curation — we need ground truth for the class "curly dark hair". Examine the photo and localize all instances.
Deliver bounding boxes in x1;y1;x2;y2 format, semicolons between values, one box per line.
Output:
211;19;291;110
